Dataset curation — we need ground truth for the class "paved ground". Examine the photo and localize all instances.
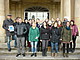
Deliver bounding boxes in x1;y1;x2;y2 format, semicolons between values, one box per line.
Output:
0;49;80;60
0;54;80;60
0;36;80;60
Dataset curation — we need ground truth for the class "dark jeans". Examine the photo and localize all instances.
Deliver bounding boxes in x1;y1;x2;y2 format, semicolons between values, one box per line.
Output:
42;40;48;50
37;40;42;51
63;43;69;53
70;35;77;50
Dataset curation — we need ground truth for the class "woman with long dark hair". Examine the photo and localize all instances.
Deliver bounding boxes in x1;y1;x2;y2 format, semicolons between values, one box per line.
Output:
50;22;60;57
61;21;72;57
70;20;78;52
40;22;50;56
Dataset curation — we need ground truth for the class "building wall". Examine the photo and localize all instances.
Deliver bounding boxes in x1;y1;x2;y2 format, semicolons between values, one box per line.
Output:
10;0;60;20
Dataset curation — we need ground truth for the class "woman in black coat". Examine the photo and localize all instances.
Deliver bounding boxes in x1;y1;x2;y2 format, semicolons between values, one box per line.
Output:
40;22;50;56
50;22;60;57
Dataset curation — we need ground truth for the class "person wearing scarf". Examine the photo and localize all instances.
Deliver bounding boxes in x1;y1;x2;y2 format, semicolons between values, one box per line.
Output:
61;21;72;57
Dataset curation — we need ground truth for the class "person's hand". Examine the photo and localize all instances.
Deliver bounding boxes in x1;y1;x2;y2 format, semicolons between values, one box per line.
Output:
70;40;72;42
35;37;38;39
8;29;10;31
60;39;62;40
40;40;42;42
29;41;31;42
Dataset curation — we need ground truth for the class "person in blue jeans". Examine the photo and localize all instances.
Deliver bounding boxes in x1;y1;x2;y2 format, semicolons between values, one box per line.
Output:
29;22;40;57
50;22;60;57
2;14;14;52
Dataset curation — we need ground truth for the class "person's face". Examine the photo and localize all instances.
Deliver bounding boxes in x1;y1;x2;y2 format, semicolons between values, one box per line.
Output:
48;21;52;25
32;23;36;27
70;22;74;25
25;20;28;23
54;23;57;27
66;22;70;26
64;18;67;21
29;20;32;24
7;16;12;19
52;18;55;21
18;18;22;23
45;19;48;22
36;20;39;23
58;21;61;25
43;22;47;26
32;20;35;22
56;18;60;21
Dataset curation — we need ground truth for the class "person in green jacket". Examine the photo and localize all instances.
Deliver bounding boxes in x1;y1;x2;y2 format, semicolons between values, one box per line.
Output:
29;22;40;57
61;21;72;57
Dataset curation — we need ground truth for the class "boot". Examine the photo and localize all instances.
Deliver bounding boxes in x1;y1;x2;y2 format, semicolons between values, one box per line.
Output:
51;53;55;57
63;53;66;57
66;53;69;57
44;48;47;56
51;53;53;57
34;53;37;57
42;49;45;56
22;53;25;57
31;53;34;57
55;53;58;57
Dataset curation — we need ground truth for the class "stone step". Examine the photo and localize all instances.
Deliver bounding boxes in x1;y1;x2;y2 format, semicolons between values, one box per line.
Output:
0;49;80;55
0;54;80;60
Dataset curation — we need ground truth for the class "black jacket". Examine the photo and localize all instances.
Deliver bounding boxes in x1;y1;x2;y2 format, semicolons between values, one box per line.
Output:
2;19;14;36
40;26;50;40
14;22;27;37
13;22;18;26
50;26;60;43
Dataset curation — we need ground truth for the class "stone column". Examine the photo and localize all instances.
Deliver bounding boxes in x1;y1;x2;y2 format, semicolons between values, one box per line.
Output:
60;0;64;21
4;0;10;16
61;0;74;21
0;0;6;43
75;0;80;35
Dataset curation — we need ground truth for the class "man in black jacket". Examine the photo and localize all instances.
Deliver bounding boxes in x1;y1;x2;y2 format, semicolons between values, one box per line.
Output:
14;17;27;57
2;14;14;52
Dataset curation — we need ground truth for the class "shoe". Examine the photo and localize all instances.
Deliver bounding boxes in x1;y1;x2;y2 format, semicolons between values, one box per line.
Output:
51;53;55;57
8;48;11;52
31;53;34;57
72;49;75;53
34;53;37;57
42;49;45;56
66;53;69;57
22;53;25;57
16;54;21;57
63;53;65;57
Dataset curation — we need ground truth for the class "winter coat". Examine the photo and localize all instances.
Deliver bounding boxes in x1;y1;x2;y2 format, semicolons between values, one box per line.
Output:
50;27;60;43
2;19;14;36
71;25;78;36
29;27;40;42
40;26;50;40
14;22;27;37
61;26;72;43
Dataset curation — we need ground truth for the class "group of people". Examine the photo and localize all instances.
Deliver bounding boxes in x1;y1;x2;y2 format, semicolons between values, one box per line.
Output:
2;14;79;57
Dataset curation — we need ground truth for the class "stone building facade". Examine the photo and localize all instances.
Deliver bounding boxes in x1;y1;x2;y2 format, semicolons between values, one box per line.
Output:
0;0;80;43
